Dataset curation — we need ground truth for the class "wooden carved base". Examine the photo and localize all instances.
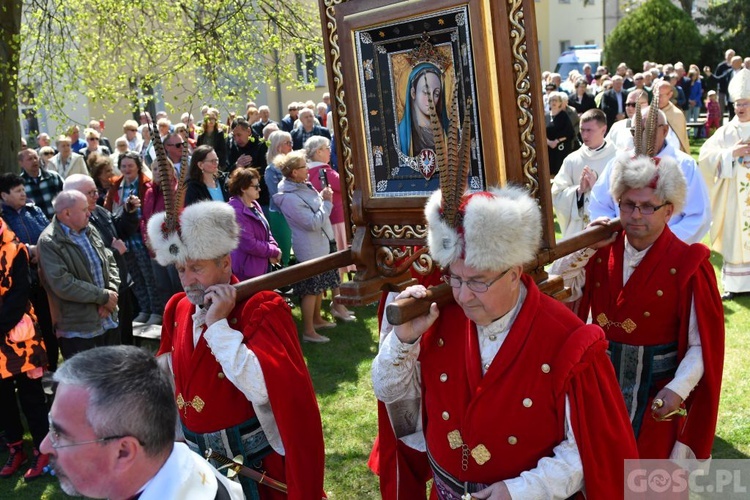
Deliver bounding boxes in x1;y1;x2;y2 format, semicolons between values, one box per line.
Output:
337;271;417;306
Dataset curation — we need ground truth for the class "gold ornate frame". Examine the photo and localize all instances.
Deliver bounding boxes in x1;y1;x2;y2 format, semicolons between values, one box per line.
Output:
319;0;555;302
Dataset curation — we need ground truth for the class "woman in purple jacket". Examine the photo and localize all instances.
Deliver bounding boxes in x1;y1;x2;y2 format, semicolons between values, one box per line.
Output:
227;167;281;280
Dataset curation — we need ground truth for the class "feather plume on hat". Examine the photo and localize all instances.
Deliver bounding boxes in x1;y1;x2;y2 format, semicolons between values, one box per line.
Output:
145;118;239;266
611;85;686;214
422;54;541;272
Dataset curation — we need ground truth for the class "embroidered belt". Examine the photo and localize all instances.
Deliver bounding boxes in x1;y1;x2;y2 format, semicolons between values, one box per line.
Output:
596;312;637;333
176;393;205;414
607;340;679;438
427;449;489;500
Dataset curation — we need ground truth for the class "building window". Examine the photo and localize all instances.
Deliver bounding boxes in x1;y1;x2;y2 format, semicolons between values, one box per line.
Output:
296;51;325;86
19;85;39;143
559;0;571;4
559;40;571;55
583;0;594;5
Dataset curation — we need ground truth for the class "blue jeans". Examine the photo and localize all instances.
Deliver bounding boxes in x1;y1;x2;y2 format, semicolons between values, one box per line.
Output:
687;105;700;122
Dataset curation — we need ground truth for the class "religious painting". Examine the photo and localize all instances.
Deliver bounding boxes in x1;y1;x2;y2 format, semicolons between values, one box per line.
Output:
354;5;485;198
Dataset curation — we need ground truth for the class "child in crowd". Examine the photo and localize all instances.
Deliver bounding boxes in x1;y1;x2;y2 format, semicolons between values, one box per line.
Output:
705;90;720;137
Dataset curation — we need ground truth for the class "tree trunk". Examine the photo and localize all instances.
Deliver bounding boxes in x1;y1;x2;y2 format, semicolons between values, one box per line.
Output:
0;0;22;174
679;0;693;15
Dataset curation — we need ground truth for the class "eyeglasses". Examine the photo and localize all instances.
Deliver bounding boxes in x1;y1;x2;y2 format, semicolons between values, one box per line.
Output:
87;137;99;141
166;142;185;148
441;268;510;293
735;101;750;109
85;189;99;197
42;152;55;156
249;183;261;189
625;103;637;108
203;158;220;164
47;415;129;450
283;141;293;146
619;201;670;215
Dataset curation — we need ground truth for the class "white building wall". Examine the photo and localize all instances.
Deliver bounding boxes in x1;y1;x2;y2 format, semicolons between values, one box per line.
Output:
545;0;604;73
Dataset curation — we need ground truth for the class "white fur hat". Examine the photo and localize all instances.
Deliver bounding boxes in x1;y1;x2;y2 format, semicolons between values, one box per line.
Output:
425;185;542;272
729;68;750;103
146;201;239;266
609;154;686;214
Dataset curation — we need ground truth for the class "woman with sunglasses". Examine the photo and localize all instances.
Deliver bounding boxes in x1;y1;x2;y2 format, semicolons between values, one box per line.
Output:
264;130;294;267
227;167;281;280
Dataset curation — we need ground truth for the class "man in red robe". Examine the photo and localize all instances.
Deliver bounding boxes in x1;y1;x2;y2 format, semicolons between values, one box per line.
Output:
553;154;724;461
373;186;638;499
147;200;325;500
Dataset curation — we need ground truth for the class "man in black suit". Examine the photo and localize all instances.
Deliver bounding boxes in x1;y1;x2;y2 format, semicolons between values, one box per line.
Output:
704;49;735;120
291;108;331;150
226;117;263;172
599;75;627;130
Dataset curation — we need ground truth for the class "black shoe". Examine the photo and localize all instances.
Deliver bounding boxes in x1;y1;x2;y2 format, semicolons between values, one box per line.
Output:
722;292;736;301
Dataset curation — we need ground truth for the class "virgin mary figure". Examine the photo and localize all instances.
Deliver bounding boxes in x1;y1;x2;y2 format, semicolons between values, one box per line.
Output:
397;62;450;157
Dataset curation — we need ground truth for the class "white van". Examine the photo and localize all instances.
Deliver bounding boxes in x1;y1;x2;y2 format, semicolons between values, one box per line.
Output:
554;45;602;79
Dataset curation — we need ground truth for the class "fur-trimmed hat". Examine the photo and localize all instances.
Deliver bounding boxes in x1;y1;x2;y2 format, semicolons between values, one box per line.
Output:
729;68;750;103
609;154;686;214
146;200;239;266
425;185;542;272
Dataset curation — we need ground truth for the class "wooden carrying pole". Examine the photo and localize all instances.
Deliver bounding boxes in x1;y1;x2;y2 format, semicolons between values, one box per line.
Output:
233;249;354;303
385;219;622;326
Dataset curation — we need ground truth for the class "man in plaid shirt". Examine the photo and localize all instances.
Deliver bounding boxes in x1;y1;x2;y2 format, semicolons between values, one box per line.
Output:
18;149;63;220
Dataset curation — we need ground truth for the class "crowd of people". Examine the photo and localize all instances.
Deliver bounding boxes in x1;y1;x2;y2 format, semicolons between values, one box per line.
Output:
0;49;744;499
1;93;354;486
544;51;750;180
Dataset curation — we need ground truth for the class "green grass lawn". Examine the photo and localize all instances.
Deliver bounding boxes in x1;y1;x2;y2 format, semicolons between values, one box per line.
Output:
2;138;748;498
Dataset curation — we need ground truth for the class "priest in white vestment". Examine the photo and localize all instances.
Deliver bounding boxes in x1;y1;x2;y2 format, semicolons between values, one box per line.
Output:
698;68;750;300
552;109;617;237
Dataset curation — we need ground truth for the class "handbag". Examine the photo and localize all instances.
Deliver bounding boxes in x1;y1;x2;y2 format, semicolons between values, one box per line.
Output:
8;313;36;343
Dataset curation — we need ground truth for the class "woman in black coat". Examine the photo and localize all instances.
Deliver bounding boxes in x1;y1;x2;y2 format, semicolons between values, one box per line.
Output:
568;79;596;114
196;108;228;170
546;92;575;177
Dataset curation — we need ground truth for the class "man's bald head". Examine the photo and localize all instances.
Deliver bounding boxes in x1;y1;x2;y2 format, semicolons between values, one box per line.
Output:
652;80;673;109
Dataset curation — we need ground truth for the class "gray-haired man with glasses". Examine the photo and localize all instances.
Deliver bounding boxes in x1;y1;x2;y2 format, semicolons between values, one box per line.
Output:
41;346;242;499
553;154;724;462
589;106;711;244
372;186;637;499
